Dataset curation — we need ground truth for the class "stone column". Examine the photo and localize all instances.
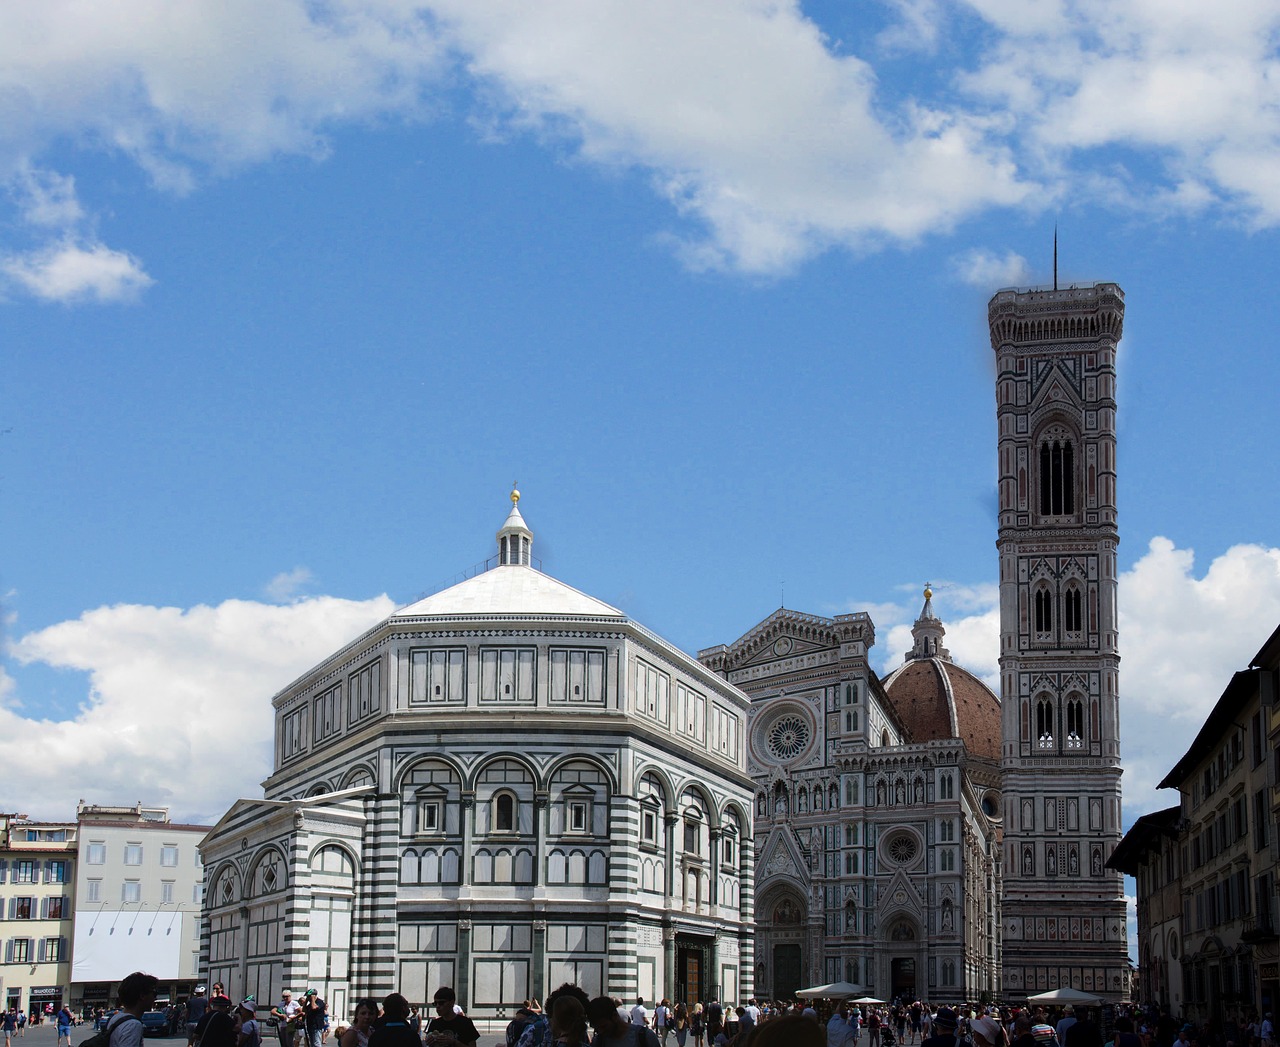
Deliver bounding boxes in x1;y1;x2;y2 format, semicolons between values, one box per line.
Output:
664;814;678;907
531;920;547;1003
534;793;549;887
460;794;475;886
663;924;677;1000
456;919;473;1010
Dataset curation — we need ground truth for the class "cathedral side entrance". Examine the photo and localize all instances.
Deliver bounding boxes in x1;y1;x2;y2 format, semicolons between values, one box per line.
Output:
773;944;803;1001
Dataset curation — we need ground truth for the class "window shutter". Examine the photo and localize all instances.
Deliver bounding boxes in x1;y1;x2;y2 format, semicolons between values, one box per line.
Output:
40;897;48;919
37;938;45;962
4;939;11;963
42;862;50;884
0;860;7;884
59;935;66;961
7;897;14;919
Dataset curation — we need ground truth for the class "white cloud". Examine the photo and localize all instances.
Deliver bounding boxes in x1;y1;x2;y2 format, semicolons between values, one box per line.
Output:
4;593;396;823
9;165;84;227
430;1;1032;272
2;241;154;303
0;2;1277;277
950;247;1032;288
264;567;315;603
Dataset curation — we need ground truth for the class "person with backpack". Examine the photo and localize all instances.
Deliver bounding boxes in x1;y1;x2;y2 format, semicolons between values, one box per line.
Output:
238;1002;261;1047
94;973;157;1047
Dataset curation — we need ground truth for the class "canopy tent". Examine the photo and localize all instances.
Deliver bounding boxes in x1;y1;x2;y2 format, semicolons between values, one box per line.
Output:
1025;988;1102;1006
795;981;863;999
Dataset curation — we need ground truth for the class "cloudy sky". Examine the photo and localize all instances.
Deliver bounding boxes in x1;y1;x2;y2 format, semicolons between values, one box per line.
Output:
3;1;1280;848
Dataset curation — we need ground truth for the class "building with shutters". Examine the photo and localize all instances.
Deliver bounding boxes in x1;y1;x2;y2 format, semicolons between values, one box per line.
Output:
0;813;76;1016
199;493;756;1019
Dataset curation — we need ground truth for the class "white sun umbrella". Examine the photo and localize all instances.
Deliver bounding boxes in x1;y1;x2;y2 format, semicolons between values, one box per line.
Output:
795;982;863;999
851;997;886;1005
1025;988;1102;1006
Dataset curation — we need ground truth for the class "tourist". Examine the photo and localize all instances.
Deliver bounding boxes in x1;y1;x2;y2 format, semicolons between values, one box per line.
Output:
239;1001;262;1047
422;989;477;1047
271;992;301;1047
828;1007;856;1047
340;1001;376;1047
587;997;660;1047
689;1005;706;1047
550;997;590;1047
302;993;327;1047
195;995;238;1047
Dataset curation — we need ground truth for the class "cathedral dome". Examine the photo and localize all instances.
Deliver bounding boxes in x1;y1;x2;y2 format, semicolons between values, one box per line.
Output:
879;588;1000;762
881;657;1000;762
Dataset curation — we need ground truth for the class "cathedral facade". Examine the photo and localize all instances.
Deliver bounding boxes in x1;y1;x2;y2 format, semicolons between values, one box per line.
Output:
199;498;756;1018
699;593;1003;1003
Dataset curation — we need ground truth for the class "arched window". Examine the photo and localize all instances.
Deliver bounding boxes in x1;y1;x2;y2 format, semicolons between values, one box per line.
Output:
495;792;516;832
1066;699;1084;748
846;778;859;805
1039;432;1075;516
1036;699;1054;747
939;774;954;800
881;729;890;747
1064;585;1083;634
1034;587;1053;633
940;819;954;842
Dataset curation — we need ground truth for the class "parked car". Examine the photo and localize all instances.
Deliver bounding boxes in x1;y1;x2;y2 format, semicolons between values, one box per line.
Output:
140;1012;171;1037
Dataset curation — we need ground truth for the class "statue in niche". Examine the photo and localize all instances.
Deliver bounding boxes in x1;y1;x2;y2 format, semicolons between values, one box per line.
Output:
1069;849;1079;876
1023;847;1034;876
915;778;924;803
798;789;808;813
942;903;954;932
1047;847;1057;876
775;789;788;817
877;781;887;806
813;788;823;811
1092;848;1103;876
895;780;905;804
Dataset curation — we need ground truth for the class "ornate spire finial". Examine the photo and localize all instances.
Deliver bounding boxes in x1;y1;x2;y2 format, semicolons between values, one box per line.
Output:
511;481;520;505
924;583;933;601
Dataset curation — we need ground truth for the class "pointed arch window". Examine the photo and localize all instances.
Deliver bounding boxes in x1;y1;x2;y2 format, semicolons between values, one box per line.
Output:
1036;698;1055;748
1064;585;1083;635
1066;698;1084;749
1039;433;1076;516
1034;587;1054;634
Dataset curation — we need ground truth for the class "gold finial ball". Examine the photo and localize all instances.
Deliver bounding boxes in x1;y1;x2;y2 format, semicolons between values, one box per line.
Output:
511;487;520;505
923;586;933;600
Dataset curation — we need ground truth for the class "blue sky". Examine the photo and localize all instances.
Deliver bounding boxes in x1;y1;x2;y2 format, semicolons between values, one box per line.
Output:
3;1;1280;854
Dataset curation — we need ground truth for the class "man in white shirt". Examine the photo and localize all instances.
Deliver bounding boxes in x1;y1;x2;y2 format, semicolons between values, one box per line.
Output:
631;1000;649;1027
745;1001;761;1026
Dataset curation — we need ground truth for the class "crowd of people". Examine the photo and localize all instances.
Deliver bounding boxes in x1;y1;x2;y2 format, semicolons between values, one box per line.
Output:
70;975;1280;1047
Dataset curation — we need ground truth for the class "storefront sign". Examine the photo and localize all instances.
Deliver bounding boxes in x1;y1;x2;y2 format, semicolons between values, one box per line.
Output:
1261;963;1278;980
29;987;61;998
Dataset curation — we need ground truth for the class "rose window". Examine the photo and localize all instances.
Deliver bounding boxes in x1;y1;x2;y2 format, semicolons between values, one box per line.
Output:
767;715;810;761
884;833;919;864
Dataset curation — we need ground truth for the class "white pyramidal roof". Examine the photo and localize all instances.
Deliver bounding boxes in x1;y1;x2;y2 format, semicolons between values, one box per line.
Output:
394;563;624;619
394;490;624;619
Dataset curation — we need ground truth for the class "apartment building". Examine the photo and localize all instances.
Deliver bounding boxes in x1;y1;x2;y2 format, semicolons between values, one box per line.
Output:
72;803;210;1009
0;814;77;1016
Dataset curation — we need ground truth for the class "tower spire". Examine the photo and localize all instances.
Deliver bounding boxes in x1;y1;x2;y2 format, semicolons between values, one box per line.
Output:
1053;226;1058;291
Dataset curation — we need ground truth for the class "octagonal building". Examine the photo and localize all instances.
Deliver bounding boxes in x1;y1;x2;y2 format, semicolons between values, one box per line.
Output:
200;494;756;1018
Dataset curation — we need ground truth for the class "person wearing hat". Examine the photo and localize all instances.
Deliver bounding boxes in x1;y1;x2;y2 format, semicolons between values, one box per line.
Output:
923;1009;967;1047
194;995;237;1047
238;1001;261;1047
302;992;327;1047
187;988;209;1045
972;1015;1008;1047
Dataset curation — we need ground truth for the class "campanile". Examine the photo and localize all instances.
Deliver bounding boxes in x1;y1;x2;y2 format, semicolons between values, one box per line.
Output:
990;283;1130;1000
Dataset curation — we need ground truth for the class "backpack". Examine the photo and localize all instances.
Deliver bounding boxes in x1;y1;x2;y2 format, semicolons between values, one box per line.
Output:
80;1014;141;1047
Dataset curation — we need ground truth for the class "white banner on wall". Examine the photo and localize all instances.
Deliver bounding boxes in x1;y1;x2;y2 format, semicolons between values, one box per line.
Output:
72;910;185;982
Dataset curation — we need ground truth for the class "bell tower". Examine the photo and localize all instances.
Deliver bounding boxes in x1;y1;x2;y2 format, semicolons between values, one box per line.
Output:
990;283;1130;1000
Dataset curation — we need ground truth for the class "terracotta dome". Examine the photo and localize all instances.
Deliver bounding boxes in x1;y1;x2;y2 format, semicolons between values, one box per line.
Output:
881;656;1001;761
879;587;1001;761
